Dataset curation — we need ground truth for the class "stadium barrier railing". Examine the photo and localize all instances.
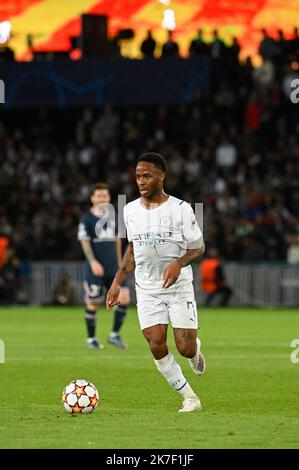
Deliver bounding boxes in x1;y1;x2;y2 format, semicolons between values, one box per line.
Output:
27;261;299;307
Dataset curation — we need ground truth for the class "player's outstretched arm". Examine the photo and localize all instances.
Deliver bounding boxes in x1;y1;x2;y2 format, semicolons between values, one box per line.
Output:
106;243;135;309
163;241;205;289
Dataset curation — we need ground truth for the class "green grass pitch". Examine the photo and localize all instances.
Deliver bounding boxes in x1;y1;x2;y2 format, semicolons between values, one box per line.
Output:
0;306;298;449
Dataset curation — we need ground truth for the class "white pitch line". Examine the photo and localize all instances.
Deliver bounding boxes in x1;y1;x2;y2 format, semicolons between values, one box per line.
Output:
206;341;289;347
5;353;290;362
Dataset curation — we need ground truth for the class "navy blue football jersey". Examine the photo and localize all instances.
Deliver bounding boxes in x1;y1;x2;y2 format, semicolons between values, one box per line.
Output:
78;209;119;283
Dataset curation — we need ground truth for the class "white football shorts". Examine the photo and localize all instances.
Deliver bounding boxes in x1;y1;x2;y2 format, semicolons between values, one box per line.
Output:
135;281;198;330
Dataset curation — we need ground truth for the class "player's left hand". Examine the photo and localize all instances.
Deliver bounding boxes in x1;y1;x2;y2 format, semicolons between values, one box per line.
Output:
106;282;121;309
162;261;182;289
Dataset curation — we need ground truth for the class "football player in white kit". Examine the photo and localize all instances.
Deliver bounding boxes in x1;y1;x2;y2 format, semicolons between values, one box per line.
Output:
107;153;206;412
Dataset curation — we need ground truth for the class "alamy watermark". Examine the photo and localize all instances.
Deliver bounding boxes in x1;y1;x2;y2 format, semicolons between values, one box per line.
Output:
290;339;299;364
0;79;5;104
290;78;299;104
88;196;204;240
0;339;5;363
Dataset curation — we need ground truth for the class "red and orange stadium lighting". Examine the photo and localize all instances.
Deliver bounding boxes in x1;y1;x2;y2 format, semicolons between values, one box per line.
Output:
0;0;298;62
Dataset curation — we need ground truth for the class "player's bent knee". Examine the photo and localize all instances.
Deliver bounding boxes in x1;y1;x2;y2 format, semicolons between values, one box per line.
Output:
149;339;168;358
150;343;168;359
176;341;196;358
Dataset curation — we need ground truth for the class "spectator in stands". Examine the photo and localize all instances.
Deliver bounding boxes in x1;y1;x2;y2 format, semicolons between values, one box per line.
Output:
275;29;289;66
215;137;237;173
286;234;299;264
141;30;156;58
252;57;275;93
0;45;15;62
210;29;226;60
0;235;9;269
227;36;240;70
289;27;299;60
244;92;261;131
199;248;232;306
0;237;20;304
91;106;119;146
188;29;209;57
76;108;94;146
258;29;279;61
161;30;179;58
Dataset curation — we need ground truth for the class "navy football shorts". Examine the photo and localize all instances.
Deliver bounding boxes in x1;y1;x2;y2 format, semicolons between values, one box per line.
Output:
83;277;128;304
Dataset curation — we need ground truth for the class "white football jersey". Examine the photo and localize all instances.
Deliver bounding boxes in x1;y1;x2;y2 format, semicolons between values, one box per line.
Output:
124;196;203;291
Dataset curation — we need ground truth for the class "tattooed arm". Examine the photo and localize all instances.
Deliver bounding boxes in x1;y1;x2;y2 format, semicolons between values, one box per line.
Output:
163;240;205;289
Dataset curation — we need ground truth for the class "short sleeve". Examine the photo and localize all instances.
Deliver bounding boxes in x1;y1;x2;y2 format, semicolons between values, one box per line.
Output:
123;205;132;242
181;203;203;249
77;215;92;241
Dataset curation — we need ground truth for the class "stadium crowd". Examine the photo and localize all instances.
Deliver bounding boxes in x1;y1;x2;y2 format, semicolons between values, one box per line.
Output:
1;25;299;63
0;37;299;268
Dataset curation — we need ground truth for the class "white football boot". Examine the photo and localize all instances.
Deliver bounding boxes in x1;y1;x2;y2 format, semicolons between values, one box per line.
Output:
189;338;206;375
178;396;202;413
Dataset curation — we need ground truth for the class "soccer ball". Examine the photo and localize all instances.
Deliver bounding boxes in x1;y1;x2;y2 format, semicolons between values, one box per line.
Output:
62;379;99;414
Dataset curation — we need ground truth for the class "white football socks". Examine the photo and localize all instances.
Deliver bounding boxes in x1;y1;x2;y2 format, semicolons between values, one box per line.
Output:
154;352;197;399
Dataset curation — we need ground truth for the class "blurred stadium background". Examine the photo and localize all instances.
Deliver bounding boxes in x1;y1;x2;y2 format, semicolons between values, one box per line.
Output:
0;0;299;308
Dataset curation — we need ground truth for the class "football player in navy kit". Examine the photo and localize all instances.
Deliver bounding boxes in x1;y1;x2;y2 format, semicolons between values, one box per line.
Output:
78;183;130;349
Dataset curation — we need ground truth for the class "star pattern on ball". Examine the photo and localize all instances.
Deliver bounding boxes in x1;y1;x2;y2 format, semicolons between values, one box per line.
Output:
90;396;98;407
74;385;86;398
71;403;84;414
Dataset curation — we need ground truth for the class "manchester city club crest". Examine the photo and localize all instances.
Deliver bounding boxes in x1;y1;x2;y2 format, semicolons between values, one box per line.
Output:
160;215;172;227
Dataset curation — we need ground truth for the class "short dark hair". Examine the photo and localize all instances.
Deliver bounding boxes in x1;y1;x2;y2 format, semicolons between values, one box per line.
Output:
137;152;167;173
90;182;109;198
